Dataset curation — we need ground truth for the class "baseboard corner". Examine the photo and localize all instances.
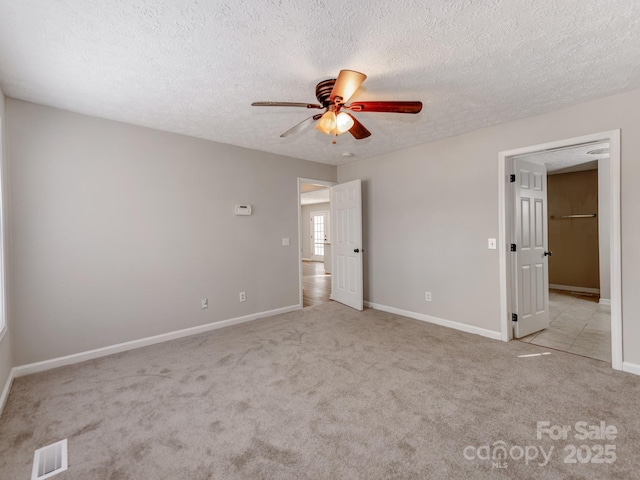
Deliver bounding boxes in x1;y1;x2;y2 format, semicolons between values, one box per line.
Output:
0;367;16;416
549;284;600;295
622;361;640;376
599;298;612;306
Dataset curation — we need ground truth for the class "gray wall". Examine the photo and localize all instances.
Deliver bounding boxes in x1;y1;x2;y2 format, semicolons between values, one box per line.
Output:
7;100;336;365
338;87;640;366
301;202;330;259
0;87;12;389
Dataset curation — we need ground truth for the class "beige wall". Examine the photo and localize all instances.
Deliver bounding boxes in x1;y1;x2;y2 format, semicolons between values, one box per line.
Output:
548;170;599;289
338;87;640;367
301;202;330;259
0;87;12;392
7;99;336;365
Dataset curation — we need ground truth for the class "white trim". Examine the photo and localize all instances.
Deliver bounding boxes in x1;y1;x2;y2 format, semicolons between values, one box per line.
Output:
13;304;300;378
0;115;7;344
364;301;502;341
498;130;623;370
608;130;623;371
498;144;509;341
622;362;640;376
549;284;600;295
599;299;611;306
0;366;15;416
298;178;336;307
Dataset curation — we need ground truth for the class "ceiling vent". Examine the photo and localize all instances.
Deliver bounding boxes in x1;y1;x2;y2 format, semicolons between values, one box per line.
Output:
587;148;609;155
32;439;68;480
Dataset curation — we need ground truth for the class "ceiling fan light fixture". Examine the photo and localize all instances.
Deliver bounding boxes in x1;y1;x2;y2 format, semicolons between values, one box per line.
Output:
335;112;355;134
315;111;336;135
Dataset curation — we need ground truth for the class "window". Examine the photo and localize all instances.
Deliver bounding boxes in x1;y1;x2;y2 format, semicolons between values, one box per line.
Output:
313;214;325;256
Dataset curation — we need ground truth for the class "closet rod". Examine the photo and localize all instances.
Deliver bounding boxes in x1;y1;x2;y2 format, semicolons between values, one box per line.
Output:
550;214;597;219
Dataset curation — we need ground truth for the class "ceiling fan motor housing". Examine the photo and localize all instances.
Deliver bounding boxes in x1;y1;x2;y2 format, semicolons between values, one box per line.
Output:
315;79;337;107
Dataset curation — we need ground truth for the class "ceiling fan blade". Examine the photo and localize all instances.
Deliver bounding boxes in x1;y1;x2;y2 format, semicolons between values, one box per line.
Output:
280;114;323;138
347;101;422;114
330;70;367;103
252;102;323;109
346;113;371;140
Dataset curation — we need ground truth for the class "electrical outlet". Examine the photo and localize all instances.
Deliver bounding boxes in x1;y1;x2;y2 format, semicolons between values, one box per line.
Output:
239;291;246;302
425;291;432;302
488;238;497;249
201;298;208;309
282;237;290;246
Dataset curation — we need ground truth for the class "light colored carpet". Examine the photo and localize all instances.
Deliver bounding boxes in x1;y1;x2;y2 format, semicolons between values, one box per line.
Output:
1;302;639;479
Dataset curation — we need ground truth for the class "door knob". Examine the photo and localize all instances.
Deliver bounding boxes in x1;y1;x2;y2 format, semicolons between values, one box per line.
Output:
354;248;360;253
544;251;553;256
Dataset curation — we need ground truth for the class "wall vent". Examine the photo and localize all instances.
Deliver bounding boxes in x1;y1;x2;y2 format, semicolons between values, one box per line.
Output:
32;439;68;480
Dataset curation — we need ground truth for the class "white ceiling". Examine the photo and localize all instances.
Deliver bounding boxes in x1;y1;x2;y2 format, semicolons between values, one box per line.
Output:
301;188;330;206
517;141;609;174
0;1;639;166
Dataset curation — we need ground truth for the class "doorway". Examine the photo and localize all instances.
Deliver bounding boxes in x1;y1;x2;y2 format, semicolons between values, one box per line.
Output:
498;130;622;370
298;178;334;307
513;143;610;362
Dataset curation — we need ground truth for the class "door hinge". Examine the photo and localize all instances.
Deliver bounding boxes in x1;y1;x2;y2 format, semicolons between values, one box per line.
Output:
510;244;516;252
510;174;516;182
512;313;518;322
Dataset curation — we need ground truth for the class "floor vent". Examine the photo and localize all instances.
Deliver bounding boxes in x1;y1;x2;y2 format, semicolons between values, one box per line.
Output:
32;439;68;480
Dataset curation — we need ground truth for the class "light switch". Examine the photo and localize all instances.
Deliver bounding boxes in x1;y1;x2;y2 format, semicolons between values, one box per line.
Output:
488;238;497;249
282;237;290;246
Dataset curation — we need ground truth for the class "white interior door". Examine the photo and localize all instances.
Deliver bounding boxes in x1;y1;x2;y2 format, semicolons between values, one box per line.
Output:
513;158;550;338
310;211;329;261
330;179;363;311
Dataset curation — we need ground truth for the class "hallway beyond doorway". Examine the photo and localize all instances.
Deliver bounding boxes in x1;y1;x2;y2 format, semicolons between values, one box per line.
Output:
302;261;331;307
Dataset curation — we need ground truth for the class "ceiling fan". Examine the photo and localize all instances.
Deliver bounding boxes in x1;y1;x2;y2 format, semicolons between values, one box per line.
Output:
252;70;422;142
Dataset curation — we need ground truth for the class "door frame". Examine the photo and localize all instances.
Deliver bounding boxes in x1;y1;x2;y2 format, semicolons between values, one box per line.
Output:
498;130;622;370
297;178;336;307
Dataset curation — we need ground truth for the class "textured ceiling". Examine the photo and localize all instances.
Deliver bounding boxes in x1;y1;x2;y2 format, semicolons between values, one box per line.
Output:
0;1;639;166
301;188;330;206
520;142;608;174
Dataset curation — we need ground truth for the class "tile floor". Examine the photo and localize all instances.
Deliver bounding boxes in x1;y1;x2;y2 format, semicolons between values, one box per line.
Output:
519;289;611;363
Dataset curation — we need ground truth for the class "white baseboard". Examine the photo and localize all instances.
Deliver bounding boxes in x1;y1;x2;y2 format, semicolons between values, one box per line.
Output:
549;284;600;295
622;362;640;376
599;298;611;306
0;367;15;416
364;301;502;341
13;304;301;378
